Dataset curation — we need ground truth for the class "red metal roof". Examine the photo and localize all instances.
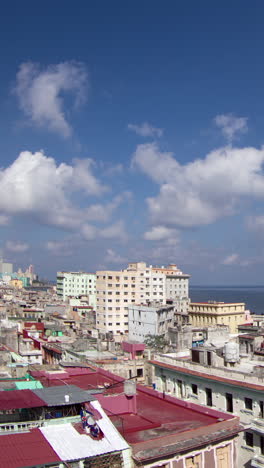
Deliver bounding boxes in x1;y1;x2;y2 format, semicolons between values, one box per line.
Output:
0;429;61;468
0;389;45;410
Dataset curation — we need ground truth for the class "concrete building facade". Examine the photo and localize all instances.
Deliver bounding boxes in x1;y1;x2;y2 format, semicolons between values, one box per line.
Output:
151;353;264;467
96;262;190;338
128;303;175;342
189;301;248;334
56;271;96;307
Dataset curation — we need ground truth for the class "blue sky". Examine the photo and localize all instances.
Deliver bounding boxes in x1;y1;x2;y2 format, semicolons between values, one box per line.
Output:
1;1;264;284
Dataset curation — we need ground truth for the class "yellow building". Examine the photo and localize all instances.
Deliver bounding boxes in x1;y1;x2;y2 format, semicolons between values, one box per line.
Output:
9;279;23;289
189;301;246;333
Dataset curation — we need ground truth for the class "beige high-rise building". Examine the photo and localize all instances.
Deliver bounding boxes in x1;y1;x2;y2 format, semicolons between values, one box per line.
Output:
96;262;190;338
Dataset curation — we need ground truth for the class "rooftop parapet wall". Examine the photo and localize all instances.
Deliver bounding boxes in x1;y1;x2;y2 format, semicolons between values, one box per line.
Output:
153;353;264;387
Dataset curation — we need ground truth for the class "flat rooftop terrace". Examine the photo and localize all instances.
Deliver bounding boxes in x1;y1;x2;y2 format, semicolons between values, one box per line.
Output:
108;390;222;444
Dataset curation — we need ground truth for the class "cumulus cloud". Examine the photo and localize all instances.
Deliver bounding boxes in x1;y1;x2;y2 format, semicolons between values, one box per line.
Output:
100;220;128;241
214;114;248;142
0;150;109;231
5;240;29;253
132;142;264;228
13;61;88;137
247;215;264;231
105;249;127;264
45;239;74;256
144;225;179;242
128;122;163;138
84;193;132;223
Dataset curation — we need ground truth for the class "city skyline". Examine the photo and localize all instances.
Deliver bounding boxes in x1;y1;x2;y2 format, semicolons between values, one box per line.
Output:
1;2;264;284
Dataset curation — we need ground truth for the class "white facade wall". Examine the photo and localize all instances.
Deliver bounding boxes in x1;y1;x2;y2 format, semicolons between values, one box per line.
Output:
153;358;264;468
56;272;96;307
166;274;189;300
128;304;175;342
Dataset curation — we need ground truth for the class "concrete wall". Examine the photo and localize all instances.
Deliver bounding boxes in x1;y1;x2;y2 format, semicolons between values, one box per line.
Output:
152;358;264;467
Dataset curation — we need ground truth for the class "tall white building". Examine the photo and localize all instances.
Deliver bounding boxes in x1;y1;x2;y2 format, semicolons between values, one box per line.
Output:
56;271;96;308
0;261;13;275
96;262;190;338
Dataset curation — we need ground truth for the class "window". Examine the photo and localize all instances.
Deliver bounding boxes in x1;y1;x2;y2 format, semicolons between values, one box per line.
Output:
260;401;264;418
245;397;253;411
245;432;253;447
137;368;143;377
186;454;202;468
177;379;183;398
191;383;198;395
226;393;233;412
205;388;212;407
261;436;264;455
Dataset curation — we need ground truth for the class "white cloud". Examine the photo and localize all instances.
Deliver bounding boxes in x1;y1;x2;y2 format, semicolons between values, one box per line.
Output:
222;253;239;265
247;215;264;233
100;220;128;241
144;225;179;241
105;249;127;264
84;193;131;223
128;122;163;138
45;240;74;256
0;150;107;231
13;61;88;137
214;114;248;142
5;240;29;253
132;142;264;228
81;224;97;241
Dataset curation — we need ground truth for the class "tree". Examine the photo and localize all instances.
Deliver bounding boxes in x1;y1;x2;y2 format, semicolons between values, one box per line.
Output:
144;334;168;352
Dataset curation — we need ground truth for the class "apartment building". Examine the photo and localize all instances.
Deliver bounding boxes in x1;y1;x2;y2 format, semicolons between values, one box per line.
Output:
96;262;190;338
150;348;264;468
189;301;249;334
56;271;96;307
128;303;175;342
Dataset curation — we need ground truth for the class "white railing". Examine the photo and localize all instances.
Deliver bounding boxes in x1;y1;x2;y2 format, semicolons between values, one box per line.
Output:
0;415;80;433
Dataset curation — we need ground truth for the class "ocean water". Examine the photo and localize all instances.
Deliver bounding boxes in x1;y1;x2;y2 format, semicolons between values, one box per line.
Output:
189;286;264;315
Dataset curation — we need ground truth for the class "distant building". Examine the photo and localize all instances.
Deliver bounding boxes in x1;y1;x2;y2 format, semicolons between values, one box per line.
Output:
128;302;176;342
56;271;96;307
189;301;250;334
96;262;190;339
0;260;13;275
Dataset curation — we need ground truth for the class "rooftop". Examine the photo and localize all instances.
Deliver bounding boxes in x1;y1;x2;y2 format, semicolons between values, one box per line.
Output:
0;429;61;468
29;365;242;462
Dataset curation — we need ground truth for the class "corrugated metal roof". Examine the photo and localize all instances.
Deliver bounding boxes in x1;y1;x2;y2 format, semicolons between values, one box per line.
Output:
40;400;129;461
33;384;95;406
0;389;45;410
15;380;43;390
0;428;61;468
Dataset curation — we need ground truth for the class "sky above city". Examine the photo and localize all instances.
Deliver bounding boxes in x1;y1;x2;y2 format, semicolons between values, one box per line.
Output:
1;1;264;284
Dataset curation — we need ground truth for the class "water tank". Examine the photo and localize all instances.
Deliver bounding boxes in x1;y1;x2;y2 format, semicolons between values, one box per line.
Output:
64;394;70;403
124;380;136;396
223;342;239;363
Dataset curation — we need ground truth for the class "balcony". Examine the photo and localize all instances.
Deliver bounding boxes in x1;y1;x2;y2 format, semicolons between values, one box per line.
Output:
251;454;264;468
252;418;264;434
